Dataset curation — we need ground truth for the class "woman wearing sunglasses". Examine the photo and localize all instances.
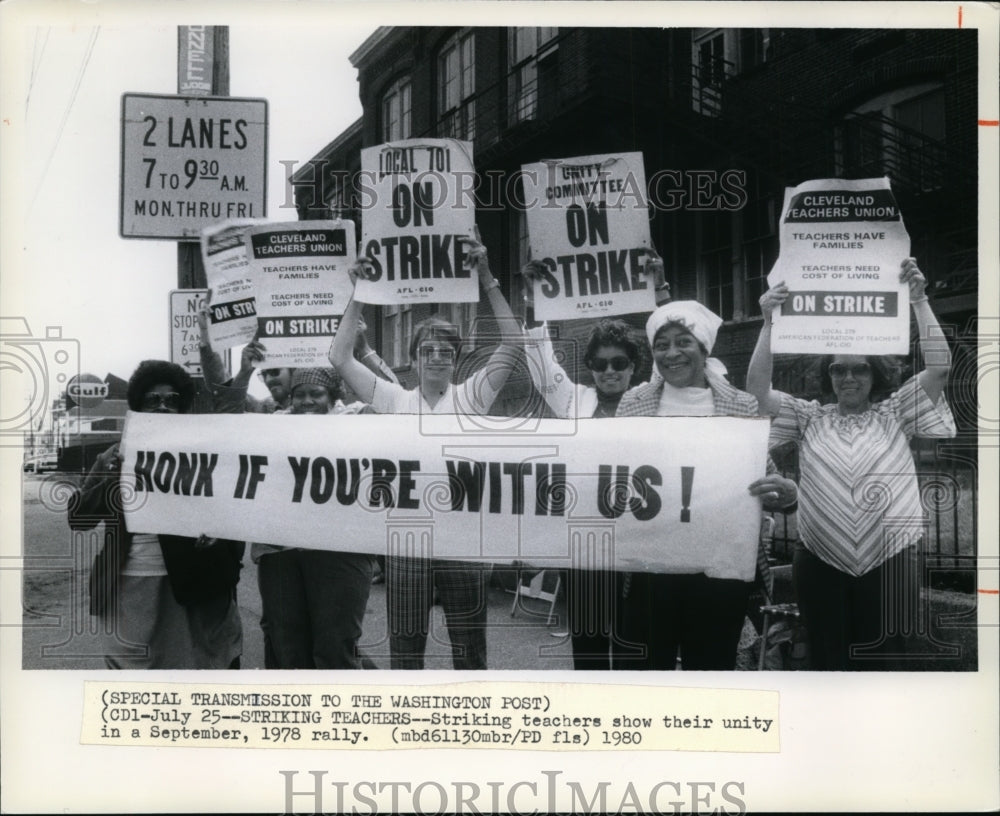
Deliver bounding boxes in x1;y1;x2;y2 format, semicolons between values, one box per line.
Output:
747;258;956;670
68;360;244;669
520;252;663;670
329;231;521;669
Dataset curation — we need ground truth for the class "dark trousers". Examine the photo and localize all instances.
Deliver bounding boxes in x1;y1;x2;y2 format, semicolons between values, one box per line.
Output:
257;549;374;669
567;569;639;670
386;557;488;670
618;572;752;670
794;544;916;671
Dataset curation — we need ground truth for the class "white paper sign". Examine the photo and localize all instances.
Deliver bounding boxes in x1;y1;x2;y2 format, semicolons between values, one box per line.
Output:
120;412;770;581
521;152;653;320
357;138;477;305
245;220;356;367
767;177;911;354
200;219;260;350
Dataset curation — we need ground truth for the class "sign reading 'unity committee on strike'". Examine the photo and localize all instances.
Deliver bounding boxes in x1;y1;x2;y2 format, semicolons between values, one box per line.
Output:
521;152;654;321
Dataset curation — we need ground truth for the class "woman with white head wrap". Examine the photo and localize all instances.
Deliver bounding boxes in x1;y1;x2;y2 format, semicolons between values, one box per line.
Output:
615;301;797;670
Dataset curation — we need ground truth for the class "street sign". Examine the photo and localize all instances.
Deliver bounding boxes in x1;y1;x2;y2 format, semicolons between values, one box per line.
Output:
178;26;214;96
120;93;267;239
169;289;208;375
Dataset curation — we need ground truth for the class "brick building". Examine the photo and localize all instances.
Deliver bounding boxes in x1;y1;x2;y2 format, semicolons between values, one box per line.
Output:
291;26;977;429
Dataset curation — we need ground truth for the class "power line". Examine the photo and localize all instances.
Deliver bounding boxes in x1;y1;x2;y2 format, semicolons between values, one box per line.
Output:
29;27;100;214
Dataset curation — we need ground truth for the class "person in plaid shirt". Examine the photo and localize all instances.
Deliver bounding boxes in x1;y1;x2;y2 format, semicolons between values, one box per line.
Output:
615;300;796;670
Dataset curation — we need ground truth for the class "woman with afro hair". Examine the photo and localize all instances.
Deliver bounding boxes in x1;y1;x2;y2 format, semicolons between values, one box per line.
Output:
68;360;245;669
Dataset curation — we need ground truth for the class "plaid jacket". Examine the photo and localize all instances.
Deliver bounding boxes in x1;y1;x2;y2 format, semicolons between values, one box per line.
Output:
616;370;760;418
615;369;772;593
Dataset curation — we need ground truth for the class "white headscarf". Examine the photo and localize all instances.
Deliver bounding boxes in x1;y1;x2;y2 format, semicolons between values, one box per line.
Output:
645;301;722;351
645;301;729;382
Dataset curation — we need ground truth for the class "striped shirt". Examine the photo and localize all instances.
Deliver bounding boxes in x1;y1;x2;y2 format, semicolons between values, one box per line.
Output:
769;376;956;576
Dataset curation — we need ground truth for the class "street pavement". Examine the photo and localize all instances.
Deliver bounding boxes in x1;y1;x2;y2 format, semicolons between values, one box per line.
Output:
20;472;574;670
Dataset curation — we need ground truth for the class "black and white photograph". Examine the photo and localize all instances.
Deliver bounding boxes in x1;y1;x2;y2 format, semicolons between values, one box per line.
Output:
2;1;997;812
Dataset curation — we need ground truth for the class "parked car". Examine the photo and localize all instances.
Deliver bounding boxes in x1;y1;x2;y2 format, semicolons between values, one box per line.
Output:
23;452;57;473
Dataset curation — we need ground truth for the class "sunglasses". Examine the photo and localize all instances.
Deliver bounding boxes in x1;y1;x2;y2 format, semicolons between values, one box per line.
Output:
588;356;632;373
140;392;181;411
828;363;872;379
419;345;456;363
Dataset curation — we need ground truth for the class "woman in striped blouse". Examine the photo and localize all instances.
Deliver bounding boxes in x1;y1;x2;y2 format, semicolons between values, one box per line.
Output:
747;258;956;670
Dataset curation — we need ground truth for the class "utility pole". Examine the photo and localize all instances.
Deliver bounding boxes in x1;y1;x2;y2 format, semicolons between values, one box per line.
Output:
177;25;229;289
176;26;229;408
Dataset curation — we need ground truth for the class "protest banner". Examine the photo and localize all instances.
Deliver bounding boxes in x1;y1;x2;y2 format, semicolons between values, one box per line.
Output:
356;138;477;305
200;219;261;350
766;177;911;354
245;219;356;367
120;412;769;581
521;152;654;321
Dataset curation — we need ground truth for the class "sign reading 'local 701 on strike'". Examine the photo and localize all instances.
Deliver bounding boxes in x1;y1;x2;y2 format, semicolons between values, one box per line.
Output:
120;93;267;239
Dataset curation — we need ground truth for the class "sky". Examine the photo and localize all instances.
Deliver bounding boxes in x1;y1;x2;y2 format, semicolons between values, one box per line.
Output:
6;12;376;403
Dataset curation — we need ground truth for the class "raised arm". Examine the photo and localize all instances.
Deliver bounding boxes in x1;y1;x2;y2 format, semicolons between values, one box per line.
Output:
354;313;399;385
197;305;230;392
903;258;951;403
640;247;672;306
461;230;522;405
328;262;381;404
746;282;788;416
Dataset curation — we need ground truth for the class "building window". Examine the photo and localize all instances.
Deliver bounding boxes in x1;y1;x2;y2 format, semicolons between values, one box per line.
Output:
381;77;411;142
382;303;413;368
508;27;558;125
692;29;728;116
742;180;778;319
835;82;946;192
438;31;476;141
700;211;734;321
738;29;770;73
692;29;768;115
326;174;347;218
443;302;477;349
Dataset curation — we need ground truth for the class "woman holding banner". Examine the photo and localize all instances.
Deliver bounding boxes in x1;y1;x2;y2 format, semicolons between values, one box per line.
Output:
250;366;378;670
210;327;394;669
67;360;244;669
520;251;665;670
747;258;955;670
329;231;522;670
615;301;797;670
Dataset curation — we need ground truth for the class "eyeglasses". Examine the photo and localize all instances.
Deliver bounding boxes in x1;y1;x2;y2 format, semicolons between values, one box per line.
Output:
140;392;181;411
258;369;283;380
419;345;456;363
588;356;631;373
828;363;872;379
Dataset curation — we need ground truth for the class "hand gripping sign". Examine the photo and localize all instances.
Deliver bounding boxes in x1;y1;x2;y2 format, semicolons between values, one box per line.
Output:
766;177;911;355
120;412;770;581
245;219;356;368
356;138;477;305
200;219;261;350
521;152;654;321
